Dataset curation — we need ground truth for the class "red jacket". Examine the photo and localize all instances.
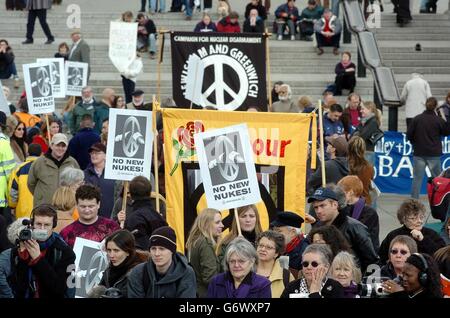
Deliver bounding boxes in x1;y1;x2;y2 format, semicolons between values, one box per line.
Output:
216;17;241;33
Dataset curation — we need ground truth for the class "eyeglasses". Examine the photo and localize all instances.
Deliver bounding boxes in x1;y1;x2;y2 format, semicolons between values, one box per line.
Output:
390;249;409;255
257;244;275;251
301;261;320;268
406;214;425;221
229;259;249;266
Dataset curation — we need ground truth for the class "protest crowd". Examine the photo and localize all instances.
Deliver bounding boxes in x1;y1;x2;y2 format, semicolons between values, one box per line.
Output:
0;0;449;300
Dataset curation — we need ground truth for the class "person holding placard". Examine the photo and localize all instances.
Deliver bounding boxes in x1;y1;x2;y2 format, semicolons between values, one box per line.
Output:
120;176;167;250
68;114;100;170
217;205;263;270
27;133;79;206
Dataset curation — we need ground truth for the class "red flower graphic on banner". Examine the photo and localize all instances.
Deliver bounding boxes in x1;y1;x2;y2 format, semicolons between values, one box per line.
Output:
177;121;204;150
170;121;205;175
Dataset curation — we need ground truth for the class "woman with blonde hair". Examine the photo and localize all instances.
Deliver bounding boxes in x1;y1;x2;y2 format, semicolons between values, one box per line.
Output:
347;136;374;205
52;186;76;233
186;208;224;297
329;251;362;298
217;204;263;267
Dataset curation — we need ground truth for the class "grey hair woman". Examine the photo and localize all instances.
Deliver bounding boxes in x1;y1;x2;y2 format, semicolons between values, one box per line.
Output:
207;237;271;298
281;244;344;298
59;167;85;191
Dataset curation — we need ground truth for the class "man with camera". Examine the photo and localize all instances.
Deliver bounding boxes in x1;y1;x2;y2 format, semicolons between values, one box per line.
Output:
9;204;75;298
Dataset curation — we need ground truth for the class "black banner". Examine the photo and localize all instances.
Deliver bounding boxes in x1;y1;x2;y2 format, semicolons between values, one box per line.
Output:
170;32;267;111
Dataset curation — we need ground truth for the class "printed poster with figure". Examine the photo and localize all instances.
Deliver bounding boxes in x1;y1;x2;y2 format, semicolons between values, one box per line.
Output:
23;62;55;114
36;58;66;98
65;61;88;96
194;123;261;210
105;108;154;181
72;237;108;298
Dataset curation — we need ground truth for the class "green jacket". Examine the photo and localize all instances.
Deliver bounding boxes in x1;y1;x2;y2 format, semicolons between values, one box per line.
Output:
188;236;221;298
93;103;110;135
70;100;98;134
27;152;79;207
0;134;15;208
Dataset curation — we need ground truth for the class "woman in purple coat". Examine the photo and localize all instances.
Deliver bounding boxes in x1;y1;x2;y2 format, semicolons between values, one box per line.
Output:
207;237;272;298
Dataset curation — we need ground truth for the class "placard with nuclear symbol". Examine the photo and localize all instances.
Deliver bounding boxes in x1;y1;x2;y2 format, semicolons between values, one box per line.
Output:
105;108;154;181
194;123;261;210
37;58;66;98
65;61;88;96
23;62;55;115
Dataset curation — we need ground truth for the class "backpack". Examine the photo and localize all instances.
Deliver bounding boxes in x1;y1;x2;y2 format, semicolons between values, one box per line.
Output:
427;170;450;222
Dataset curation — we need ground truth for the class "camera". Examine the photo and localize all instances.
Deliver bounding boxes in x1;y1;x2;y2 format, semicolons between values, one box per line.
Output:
18;219;32;241
358;282;388;298
18;219;49;241
358;276;403;298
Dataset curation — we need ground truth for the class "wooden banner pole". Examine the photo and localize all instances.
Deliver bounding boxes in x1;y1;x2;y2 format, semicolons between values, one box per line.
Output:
234;209;242;237
120;181;129;229
152;95;160;213
45;114;51;142
318;100;326;188
265;29;273;112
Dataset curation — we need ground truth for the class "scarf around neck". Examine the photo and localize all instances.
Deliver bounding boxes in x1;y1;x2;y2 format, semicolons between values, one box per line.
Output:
361;112;375;125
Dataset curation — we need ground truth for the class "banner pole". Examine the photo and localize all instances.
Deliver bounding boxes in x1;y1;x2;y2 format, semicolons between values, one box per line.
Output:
120;181;129;229
234;209;242;236
152;95;160;213
318;100;326;187
265;29;273;112
157;29;164;103
45;114;51;142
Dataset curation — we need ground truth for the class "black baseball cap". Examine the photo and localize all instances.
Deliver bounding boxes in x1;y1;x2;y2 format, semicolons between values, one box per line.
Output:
307;187;339;203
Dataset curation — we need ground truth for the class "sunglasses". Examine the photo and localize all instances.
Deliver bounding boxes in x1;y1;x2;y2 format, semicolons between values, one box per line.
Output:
16;127;25;131
301;261;320;268
390;249;408;255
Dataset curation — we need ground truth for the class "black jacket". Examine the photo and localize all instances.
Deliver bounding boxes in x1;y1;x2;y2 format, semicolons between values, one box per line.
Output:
124;198;167;250
243;19;265;33
352;116;380;152
407;110;450;157
307;157;349;193
127;253;197;298
342;204;380;252
378;225;446;265
245;3;267;20
281;277;344;298
11;235;75;298
315;211;378;271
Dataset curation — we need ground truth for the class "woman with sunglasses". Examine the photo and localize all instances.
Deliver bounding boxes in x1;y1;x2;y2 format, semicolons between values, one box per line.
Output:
380;235;418;280
7;117;27;163
378;199;445;265
281;244;344;298
256;230;295;298
382;253;443;298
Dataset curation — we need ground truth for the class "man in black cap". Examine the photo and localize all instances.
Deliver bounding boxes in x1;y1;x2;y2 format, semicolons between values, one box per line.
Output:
127;89;152;111
309;186;378;272
127;226;196;298
270;211;309;278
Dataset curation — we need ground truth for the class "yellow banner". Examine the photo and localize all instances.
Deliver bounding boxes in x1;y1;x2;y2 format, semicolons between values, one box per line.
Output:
162;108;315;252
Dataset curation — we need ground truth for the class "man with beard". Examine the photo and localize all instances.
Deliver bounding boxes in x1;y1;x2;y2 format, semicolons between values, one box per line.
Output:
126;89;152;111
271;84;298;113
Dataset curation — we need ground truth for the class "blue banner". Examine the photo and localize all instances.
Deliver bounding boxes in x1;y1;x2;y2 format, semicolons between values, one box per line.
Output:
374;131;450;195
